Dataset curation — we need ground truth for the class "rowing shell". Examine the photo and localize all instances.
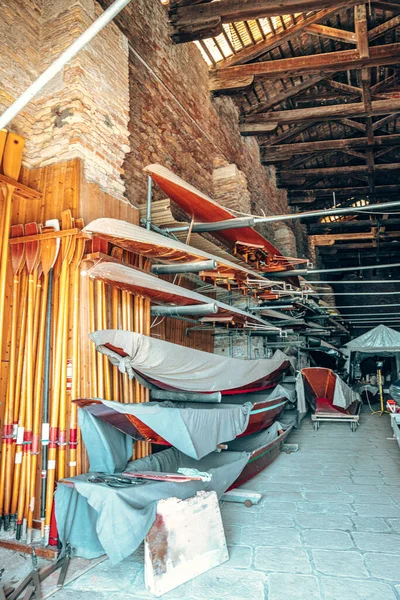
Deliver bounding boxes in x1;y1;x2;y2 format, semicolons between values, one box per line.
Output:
82;218;271;289
144;163;295;273
88;261;276;328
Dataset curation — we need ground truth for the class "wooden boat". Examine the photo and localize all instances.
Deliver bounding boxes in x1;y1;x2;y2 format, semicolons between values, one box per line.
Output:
226;424;293;489
83;218;270;289
74;392;289;446
88;262;276;328
144;164;295;274
90;330;292;395
301;367;361;417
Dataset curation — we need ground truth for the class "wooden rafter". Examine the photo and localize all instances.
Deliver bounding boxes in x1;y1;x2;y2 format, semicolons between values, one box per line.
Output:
211;42;400;89
240;99;400;131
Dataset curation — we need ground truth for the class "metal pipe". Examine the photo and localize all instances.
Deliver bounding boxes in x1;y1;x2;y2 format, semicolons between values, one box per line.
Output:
151;303;218;317
150;390;222;403
336;303;400;309
151;260;217;274
0;0;134;130
146;176;152;231
337;312;400;317
307;280;400;284
270;261;400;278
163;200;400;234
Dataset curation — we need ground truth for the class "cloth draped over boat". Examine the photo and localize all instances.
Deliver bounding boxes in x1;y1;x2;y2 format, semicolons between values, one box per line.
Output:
55;410;249;564
79;399;252;459
296;369;360;413
226;421;284;451
345;324;400;353
89;330;293;393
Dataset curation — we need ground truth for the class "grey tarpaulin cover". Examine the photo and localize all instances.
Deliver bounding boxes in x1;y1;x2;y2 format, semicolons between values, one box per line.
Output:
89;329;292;392
345;324;400;353
55;411;249;564
80;398;252;459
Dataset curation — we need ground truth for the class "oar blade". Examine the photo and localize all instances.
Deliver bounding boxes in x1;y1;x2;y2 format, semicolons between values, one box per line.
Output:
10;224;25;275
25;222;40;274
41;220;60;276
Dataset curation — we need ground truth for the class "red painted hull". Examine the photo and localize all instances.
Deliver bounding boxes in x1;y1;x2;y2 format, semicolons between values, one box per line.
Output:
144;164;295;273
302;367;360;416
227;426;293;489
74;395;288;445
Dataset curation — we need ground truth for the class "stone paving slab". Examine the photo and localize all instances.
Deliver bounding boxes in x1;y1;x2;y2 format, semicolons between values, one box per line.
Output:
3;410;400;600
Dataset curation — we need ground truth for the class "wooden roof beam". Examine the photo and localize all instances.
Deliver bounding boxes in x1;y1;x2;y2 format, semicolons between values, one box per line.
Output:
211;42;400;89
169;1;359;28
210;7;354;66
304;23;357;44
240;99;400;131
261;133;400;156
280;162;400;178
288;184;400;198
369;13;400;40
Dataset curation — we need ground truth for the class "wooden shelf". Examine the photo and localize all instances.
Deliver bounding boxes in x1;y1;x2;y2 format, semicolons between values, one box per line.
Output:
0;173;42;200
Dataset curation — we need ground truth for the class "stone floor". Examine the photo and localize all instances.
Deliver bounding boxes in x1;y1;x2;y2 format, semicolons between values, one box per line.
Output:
2;408;400;599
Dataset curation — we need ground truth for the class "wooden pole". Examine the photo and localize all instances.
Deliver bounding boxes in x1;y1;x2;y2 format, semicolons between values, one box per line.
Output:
16;223;40;540
1;225;25;530
69;221;85;478
57;214;76;483
39;219;60;540
44;210;74;546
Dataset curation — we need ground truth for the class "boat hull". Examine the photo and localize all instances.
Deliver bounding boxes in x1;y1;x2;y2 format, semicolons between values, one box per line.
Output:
226;426;293;489
302;367;360;416
74;395;289;445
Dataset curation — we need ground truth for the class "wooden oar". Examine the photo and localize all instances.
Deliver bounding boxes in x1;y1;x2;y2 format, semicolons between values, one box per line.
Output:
16;222;40;540
26;223;59;544
68;219;85;478
45;210;74;545
56;213;76;483
0;133;25;374
40;220;60;540
1;225;25;530
9;269;28;529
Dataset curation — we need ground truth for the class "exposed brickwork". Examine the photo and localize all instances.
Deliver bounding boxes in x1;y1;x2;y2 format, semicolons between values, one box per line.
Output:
99;0;306;260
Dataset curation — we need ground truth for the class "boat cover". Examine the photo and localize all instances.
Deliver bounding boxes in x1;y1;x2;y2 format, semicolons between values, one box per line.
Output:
296;369;360;413
226;421;284;452
345;324;400;353
78;399;252;459
55;410;249;564
90;330;293;393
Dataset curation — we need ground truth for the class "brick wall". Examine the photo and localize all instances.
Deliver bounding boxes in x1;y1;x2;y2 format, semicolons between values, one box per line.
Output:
99;0;306;260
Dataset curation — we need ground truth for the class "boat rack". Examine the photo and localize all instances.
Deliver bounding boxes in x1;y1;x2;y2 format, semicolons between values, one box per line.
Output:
311;404;361;432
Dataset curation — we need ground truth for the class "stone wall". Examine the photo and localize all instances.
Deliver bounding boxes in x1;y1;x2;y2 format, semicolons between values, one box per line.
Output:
99;0;304;261
1;0;129;200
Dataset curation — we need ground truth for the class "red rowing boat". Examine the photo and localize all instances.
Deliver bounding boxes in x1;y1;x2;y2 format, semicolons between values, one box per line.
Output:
90;330;292;395
301;368;361;416
226;424;293;489
144;164;295;274
88;262;276;328
74;392;288;447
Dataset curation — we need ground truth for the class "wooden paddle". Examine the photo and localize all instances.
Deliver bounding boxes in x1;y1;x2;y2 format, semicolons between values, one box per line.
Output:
15;222;40;540
44;211;75;544
0;224;25;530
68;219;85;478
56;212;76;483
26;223;60;543
0;133;25;374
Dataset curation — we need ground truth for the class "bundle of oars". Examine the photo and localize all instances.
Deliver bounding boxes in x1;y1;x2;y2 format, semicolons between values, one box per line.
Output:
0;210;87;546
85;246;152;460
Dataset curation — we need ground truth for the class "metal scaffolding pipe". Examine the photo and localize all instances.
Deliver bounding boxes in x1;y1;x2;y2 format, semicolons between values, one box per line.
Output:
269;261;400;278
307;280;400;284
151;259;217;274
163;200;400;234
336;303;400;309
0;0;133;130
146;176;152;231
150;390;222;403
151;303;218;317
